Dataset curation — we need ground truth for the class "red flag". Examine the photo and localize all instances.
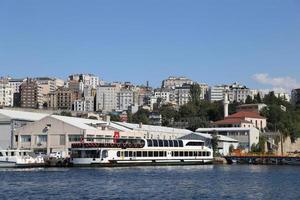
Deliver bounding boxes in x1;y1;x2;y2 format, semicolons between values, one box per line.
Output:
113;131;120;144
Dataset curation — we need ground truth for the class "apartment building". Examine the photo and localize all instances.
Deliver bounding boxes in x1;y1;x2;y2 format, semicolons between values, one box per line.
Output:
0;79;14;107
20;79;43;109
162;76;193;89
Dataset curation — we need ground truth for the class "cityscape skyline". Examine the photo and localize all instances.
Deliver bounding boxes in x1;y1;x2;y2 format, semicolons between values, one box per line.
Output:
1;1;300;90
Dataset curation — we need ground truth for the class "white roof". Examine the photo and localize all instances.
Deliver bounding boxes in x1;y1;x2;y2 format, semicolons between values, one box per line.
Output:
193;132;238;142
0;109;49;121
51;115;107;131
112;122;193;134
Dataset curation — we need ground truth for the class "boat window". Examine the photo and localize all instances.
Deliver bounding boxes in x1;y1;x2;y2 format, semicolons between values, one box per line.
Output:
164;151;167;157
147;140;153;147
154;151;159;157
199;151;203;157
153;140;158;147
207;152;211;157
11;152;15;156
143;151;147;157
158;140;163;147
185;152;188;157
0;152;3;157
148;151;153;157
194;151;197;157
129;151;133;157
163;140;168;147
186;142;204;146
174;140;179;147
159;151;164;157
178;140;183;147
117;151;120;157
6;152;8;156
137;151;142;157
174;151;179;157
168;140;174;147
101;150;108;159
125;151;129;157
179;151;184;157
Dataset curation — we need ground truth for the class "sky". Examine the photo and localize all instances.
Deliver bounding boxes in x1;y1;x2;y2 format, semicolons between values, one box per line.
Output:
0;0;299;91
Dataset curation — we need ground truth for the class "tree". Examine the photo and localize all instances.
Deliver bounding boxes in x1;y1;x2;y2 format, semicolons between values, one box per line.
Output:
211;131;219;156
132;108;150;124
60;111;72;116
189;83;201;106
245;95;254;104
229;144;234;154
110;114;121;122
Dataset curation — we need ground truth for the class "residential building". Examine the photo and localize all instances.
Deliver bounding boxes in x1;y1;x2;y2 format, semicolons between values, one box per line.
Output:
117;89;133;111
162;76;193;89
0;80;14;107
55;87;79;110
7;78;26;94
96;84;121;112
228;82;252;103
212;111;267;130
274;91;290;102
209;85;228;102
174;84;191;106
20;79;43;109
68;73;99;89
73;96;95;112
196;127;260;151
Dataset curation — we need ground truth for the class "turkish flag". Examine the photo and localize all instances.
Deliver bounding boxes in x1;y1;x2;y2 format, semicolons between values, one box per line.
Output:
113;131;120;144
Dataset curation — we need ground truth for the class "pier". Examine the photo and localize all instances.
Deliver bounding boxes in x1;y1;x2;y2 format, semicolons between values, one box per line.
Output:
224;155;300;165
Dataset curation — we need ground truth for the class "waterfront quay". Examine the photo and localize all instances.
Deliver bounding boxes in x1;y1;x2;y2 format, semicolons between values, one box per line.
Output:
224;155;300;165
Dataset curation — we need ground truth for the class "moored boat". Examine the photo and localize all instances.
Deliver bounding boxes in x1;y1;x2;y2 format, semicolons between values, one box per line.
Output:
70;138;213;167
0;149;45;168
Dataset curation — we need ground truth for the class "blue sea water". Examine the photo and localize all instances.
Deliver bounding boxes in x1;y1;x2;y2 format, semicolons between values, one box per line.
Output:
0;165;300;200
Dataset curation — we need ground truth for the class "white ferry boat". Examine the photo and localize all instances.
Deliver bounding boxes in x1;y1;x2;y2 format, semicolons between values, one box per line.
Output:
70;138;213;167
0;149;45;168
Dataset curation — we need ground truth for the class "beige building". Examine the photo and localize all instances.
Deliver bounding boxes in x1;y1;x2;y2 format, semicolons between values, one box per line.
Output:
20;79;43;109
14;115;193;156
50;87;80;110
0;79;14;107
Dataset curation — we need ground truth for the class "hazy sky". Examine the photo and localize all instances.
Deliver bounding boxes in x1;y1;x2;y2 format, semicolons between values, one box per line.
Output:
0;0;299;91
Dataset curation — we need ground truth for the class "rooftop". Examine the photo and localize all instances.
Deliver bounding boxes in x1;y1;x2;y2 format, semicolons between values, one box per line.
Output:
0;109;49;121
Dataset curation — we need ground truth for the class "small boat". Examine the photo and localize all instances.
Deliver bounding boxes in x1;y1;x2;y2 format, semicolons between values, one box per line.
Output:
282;158;300;165
0;149;45;168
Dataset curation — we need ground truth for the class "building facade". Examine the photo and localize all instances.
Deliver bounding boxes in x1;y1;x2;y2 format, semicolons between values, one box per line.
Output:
20;79;43;109
0;80;14;107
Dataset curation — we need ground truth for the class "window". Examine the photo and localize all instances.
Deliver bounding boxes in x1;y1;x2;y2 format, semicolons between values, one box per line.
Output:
129;151;133;157
185;152;188;157
21;135;31;142
125;151;128;157
69;135;81;142
60;135;65;145
174;140;179;147
117;151;120;157
186;142;204;146
0;152;3;157
154;151;158;157
174;151;179;157
159;151;164;157
143;151;147;157
153;140;158;147
137;151;142;157
158;140;163;147
148;151;153;157
168;140;174;147
178;140;183;147
37;135;47;143
15;135;18;142
147;140;153;147
179;151;183;157
163;140;168;147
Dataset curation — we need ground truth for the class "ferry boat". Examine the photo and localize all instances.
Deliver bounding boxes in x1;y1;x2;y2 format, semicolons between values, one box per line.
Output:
70;138;213;167
0;149;45;168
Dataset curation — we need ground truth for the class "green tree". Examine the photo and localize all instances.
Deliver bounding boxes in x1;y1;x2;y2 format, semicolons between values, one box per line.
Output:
132;108;150;124
189;83;201;106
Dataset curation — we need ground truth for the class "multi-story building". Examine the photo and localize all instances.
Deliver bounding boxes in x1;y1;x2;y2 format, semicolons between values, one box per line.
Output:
0;80;14;107
96;84;121;112
20;79;43;109
162;76;193;89
7;78;26;94
228;82;252;103
68;73;99;89
274;91;290;102
67;80;84;93
174;84;191;106
291;88;300;106
73;96;95;112
199;83;209;100
117;89;133;111
54;87;79;110
209;85;228;102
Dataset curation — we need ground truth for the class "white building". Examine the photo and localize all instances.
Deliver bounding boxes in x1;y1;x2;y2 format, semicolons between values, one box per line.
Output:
96;84;121;112
196;127;260;152
0;109;49;149
175;84;191;106
162;76;193;89
228;82;252;103
7;78;26;94
0;80;14;107
117;89;133;111
74;97;95;112
179;132;238;156
68;74;99;89
209;85;228;102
